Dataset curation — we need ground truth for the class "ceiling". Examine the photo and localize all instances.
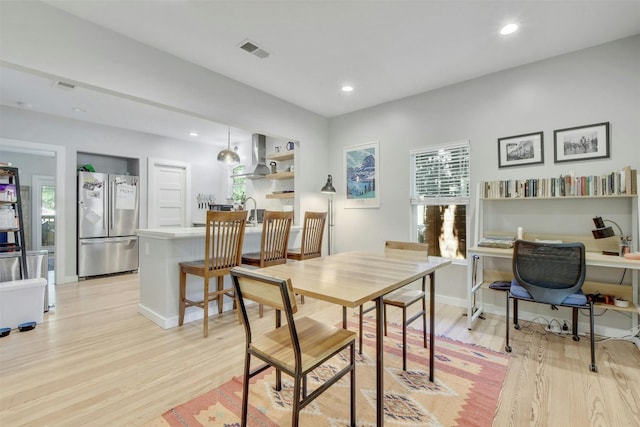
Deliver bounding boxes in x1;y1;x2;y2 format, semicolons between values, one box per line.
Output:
2;1;639;144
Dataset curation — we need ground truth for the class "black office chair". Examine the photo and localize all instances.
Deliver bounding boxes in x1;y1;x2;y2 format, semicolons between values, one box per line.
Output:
505;240;597;373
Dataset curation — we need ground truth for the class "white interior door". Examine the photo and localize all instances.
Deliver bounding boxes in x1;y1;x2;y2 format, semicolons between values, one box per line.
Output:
148;158;191;228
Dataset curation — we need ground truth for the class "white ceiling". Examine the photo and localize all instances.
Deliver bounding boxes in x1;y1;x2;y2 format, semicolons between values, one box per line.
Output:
2;1;639;144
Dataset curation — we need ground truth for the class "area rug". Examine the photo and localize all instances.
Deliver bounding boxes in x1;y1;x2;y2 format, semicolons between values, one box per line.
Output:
151;317;508;426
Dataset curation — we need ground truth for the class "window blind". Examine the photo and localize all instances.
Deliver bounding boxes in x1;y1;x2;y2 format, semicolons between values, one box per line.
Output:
411;141;470;204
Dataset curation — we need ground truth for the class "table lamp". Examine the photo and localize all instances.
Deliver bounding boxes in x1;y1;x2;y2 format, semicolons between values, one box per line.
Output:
591;216;631;256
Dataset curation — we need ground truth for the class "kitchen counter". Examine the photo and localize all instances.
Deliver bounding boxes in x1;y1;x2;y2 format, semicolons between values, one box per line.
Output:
136;225;302;328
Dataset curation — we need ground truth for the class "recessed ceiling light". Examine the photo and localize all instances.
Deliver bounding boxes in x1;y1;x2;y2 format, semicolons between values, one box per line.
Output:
71;107;86;113
341;85;354;93
189;132;198;137
500;23;519;35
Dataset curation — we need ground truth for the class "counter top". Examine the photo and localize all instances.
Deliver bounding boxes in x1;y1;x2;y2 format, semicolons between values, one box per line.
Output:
137;224;302;239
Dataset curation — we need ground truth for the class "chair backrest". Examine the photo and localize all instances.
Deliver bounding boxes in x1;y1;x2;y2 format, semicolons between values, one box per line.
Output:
204;210;248;274
231;267;299;349
384;240;429;257
259;211;294;267
299;211;327;259
512;240;586;305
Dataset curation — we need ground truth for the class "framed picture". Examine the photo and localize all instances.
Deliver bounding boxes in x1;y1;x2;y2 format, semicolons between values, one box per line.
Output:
343;141;379;208
554;122;610;163
497;132;544;168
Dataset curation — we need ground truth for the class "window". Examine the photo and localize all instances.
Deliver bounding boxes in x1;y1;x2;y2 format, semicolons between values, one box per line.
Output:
229;165;246;203
411;141;470;259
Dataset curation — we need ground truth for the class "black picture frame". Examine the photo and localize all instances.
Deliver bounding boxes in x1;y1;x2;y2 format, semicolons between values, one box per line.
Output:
553;122;610;163
497;131;544;168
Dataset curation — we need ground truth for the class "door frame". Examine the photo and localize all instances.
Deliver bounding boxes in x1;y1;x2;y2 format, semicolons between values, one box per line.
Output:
147;158;191;228
32;174;55;252
0;138;66;283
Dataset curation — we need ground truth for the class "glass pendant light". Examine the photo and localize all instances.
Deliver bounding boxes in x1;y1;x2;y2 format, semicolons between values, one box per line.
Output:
217;126;241;166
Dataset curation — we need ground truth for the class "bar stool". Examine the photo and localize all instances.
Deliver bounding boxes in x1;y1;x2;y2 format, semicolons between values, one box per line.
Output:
178;210;247;338
286;211;327;303
241;210;293;317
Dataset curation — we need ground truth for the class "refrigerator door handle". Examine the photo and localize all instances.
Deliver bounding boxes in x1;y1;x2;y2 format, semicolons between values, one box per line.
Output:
79;237;137;244
109;179;114;232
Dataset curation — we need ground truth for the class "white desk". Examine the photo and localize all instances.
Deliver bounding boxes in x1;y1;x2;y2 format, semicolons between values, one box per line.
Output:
467;246;640;329
136;225;301;328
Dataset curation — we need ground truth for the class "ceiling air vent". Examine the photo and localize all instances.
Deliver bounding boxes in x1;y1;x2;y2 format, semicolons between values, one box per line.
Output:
239;40;270;59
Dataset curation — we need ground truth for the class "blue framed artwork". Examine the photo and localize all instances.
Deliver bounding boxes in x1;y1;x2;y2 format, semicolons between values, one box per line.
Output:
343;141;379;208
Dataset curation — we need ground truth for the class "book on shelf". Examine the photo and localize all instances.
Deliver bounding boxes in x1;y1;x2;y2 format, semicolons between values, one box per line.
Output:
477;236;515;249
481;166;637;199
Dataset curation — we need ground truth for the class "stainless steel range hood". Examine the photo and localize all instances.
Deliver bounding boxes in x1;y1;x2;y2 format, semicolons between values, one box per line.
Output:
232;133;270;179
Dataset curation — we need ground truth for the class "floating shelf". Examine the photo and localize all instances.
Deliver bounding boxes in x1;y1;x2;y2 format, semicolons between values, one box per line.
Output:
267;152;294;161
266;192;294;199
265;171;294;180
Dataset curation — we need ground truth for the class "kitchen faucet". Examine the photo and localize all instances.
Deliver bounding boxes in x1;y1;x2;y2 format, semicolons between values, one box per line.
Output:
244;196;258;226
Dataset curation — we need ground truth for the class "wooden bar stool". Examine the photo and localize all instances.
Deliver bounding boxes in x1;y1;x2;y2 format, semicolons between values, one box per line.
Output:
178;210;247;338
286;211;327;303
241;210;293;317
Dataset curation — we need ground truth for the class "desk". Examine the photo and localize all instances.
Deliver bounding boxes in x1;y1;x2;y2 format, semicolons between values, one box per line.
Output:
467;246;640;329
258;251;451;427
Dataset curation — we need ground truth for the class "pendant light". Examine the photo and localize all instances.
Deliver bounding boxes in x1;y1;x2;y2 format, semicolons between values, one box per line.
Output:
217;125;241;166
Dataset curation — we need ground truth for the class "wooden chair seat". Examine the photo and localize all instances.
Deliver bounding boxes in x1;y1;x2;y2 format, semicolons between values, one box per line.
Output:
353;240;429;371
251;316;355;373
241;210;293;317
286;211;327;304
231;267;356;427
179;210;247;338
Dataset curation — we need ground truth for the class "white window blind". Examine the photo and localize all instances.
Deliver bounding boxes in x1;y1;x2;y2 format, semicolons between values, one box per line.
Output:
411;140;470;204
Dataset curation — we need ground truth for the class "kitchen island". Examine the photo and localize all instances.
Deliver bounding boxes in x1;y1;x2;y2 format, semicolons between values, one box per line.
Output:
136;224;302;329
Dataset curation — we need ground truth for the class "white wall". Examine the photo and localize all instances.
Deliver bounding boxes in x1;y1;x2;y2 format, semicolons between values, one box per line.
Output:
328;35;640;331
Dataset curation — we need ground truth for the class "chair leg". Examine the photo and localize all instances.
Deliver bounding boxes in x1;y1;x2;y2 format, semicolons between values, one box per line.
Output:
383;304;388;336
241;353;251;427
513;298;520;330
572;307;580;341
358;305;364;354
259;303;264;318
402;307;408;371
179;269;186;326
588;301;598;373
350;342;356;427
292;375;302;427
422;296;427;349
300;294;305;304
505;291;512;352
203;278;209;338
217;276;224;315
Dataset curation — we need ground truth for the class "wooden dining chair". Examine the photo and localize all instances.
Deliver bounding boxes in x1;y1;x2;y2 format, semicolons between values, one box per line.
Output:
286;211;327;304
355;241;429;370
178;210;247;338
241;210;293;317
230;267;356;427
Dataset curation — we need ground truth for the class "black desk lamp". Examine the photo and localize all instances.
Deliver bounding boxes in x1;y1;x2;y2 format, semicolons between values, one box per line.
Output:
591;216;631;256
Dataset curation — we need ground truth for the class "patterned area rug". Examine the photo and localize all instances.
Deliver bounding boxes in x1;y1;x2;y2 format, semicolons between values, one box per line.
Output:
150;317;508;426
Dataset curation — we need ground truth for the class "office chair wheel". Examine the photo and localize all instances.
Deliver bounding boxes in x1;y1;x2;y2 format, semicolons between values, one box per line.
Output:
514;324;521;330
505;345;512;352
589;364;598;373
573;335;580;342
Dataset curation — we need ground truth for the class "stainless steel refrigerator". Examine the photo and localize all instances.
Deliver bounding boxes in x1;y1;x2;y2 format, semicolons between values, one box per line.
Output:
77;172;139;278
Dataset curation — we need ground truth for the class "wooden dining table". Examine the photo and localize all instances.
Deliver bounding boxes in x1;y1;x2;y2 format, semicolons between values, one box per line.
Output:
257;250;452;427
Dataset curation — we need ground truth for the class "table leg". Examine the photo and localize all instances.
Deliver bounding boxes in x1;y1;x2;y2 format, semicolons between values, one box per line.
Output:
375;295;384;427
429;272;435;383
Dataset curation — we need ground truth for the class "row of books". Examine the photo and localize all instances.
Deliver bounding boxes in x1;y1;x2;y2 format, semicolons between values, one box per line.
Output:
482;167;637;199
477;236;514;249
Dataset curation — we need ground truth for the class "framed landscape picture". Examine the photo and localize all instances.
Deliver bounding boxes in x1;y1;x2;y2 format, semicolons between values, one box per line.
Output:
343;141;379;208
497;131;544;168
554;122;610;163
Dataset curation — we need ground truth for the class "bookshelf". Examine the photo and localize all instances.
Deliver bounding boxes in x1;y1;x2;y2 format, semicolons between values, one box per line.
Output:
468;176;640;331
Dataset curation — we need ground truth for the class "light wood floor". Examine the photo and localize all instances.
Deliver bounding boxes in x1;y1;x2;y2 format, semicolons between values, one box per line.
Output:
1;273;639;426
